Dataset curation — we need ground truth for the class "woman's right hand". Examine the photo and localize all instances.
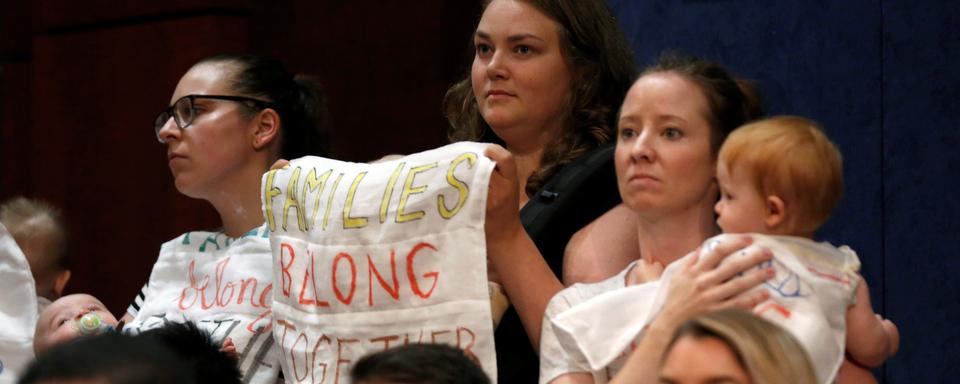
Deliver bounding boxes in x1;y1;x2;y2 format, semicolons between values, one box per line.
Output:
483;145;523;243
654;235;774;329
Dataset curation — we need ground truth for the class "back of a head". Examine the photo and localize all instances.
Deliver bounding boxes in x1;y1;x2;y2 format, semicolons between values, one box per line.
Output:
350;343;490;384
18;332;194;384
642;54;764;152
0;197;69;298
668;309;818;384
719;116;844;234
140;322;241;384
196;53;328;159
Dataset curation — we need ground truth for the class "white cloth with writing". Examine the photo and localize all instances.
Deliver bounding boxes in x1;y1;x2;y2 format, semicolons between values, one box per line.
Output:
0;223;37;383
264;142;497;383
548;235;860;384
123;225;279;384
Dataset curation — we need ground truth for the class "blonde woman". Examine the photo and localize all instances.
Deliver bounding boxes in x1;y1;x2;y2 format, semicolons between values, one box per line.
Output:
657;309;817;384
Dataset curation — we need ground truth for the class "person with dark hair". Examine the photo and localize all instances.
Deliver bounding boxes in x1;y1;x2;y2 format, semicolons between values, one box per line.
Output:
444;0;637;381
119;53;327;383
482;55;773;383
350;344;490;384
141;322;242;384
0;197;72;314
18;332;195;384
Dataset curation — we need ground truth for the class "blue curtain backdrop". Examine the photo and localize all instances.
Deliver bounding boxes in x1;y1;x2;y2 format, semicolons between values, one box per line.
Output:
608;0;959;382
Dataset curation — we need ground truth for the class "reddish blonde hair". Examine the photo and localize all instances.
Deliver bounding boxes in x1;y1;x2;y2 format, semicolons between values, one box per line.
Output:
719;116;843;234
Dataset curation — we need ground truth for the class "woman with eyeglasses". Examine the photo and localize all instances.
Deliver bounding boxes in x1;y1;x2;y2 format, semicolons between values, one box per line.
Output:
119;53;326;384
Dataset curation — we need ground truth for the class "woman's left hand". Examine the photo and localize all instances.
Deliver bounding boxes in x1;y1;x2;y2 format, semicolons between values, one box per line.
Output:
655;235;774;328
482;145;524;244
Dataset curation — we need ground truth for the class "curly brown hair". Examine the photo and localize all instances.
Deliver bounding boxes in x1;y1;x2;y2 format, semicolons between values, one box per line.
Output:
444;0;636;196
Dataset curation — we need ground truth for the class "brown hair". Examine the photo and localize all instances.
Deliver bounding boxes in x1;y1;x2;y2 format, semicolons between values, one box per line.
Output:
444;0;637;196
719;116;843;234
196;53;328;159
641;54;764;153
661;309;818;384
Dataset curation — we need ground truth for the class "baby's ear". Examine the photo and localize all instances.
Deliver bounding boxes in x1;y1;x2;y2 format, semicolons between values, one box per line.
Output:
765;195;786;229
52;269;71;298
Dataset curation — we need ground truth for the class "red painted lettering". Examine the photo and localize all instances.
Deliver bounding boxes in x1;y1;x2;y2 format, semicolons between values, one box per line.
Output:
238;278;259;307
332;252;357;305
335;338;359;384
407;242;439;299
178;260;204;310
369;335;400;350
300;250;331;307
280;243;296;297
292;332;309;382
368;250;399;306
456;326;476;357
259;283;273;309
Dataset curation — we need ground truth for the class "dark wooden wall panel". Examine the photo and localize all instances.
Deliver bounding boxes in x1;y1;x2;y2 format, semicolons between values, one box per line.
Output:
2;1;480;317
29;15;250;313
245;1;480;162
0;63;32;199
0;1;31;58
36;0;248;30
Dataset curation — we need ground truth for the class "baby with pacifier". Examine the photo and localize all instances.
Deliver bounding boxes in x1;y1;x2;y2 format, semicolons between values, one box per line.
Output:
33;293;120;355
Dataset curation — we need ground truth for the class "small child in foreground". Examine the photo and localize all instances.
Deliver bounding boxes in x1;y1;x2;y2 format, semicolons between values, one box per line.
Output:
714;115;899;379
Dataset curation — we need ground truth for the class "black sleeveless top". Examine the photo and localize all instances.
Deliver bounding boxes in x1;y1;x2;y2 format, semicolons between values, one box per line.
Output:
495;143;622;382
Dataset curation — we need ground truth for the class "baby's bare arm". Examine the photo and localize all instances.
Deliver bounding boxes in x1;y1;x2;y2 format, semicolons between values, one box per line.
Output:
845;276;900;367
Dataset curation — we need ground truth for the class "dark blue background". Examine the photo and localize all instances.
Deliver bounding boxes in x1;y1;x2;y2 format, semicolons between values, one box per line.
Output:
608;0;959;382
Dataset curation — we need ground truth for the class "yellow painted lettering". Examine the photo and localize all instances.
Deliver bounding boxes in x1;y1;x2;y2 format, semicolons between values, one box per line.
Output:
282;167;307;231
438;153;476;219
397;163;438;223
323;173;344;230
302;168;332;229
343;172;369;229
380;162;406;223
263;169;282;232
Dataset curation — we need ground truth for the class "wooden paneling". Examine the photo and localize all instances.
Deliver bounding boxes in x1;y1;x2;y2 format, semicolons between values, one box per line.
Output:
0;62;32;199
3;1;481;317
30;15;250;313
36;0;248;31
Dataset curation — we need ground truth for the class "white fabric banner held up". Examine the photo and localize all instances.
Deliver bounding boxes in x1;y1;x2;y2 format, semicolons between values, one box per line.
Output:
263;142;497;383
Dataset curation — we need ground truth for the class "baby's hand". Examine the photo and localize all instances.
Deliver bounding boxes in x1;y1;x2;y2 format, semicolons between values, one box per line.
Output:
221;337;239;361
877;314;900;356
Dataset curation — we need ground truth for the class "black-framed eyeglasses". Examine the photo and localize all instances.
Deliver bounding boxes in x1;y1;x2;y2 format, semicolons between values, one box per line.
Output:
154;94;274;143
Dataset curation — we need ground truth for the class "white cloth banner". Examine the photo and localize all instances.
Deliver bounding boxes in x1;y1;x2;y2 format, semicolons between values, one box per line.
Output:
263;142;497;384
0;223;37;383
552;234;860;384
123;226;281;384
